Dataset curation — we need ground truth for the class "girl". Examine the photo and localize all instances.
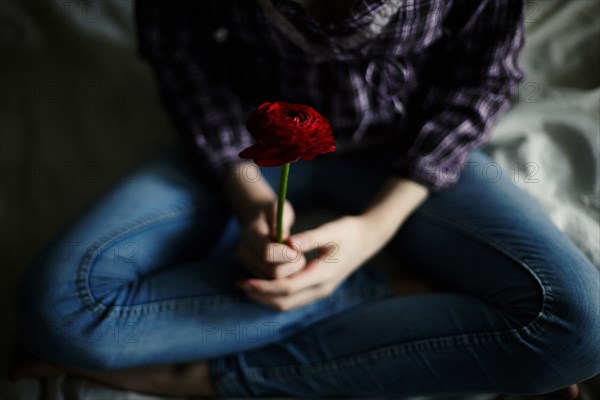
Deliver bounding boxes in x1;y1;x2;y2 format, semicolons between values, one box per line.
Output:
10;1;598;398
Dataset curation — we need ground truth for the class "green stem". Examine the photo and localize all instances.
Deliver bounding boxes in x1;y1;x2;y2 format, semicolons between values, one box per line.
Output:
277;163;291;244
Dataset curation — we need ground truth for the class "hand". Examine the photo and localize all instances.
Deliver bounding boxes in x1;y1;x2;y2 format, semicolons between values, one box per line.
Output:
237;199;307;279
238;215;383;311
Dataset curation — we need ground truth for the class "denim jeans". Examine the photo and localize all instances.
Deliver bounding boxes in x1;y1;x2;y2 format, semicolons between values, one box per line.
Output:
16;143;599;397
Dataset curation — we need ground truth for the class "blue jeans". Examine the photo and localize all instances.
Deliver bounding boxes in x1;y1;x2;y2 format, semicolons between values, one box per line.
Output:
16;144;599;397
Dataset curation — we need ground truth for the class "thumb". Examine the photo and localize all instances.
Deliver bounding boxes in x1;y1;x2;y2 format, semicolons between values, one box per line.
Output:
288;224;331;254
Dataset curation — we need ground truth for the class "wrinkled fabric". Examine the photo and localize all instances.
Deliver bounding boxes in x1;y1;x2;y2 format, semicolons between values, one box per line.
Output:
135;0;525;191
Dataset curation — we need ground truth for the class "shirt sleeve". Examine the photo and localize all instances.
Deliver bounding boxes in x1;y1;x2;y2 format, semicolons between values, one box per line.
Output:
135;0;252;180
391;0;525;192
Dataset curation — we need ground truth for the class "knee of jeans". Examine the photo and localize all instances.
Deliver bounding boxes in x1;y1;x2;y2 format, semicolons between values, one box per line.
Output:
488;259;545;329
550;273;600;381
520;260;600;393
17;287;122;369
16;250;119;369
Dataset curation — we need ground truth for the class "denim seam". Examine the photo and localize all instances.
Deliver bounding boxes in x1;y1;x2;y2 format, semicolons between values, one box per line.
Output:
414;207;553;337
213;207;557;392
215;328;521;389
211;285;395;396
74;205;245;317
76;208;395;318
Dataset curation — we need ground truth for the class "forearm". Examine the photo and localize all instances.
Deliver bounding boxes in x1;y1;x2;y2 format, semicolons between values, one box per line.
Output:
222;161;277;226
360;176;429;247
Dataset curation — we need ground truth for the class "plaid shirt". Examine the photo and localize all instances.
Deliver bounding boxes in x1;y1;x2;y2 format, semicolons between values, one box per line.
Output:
135;0;524;192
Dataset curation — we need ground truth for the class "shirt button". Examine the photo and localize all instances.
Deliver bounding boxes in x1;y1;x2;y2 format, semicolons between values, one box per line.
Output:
212;27;229;43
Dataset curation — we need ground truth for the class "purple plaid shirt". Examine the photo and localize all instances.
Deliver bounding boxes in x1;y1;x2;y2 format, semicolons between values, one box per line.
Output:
135;0;524;192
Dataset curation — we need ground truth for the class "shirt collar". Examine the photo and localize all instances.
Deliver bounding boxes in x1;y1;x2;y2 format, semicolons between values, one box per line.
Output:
262;0;402;58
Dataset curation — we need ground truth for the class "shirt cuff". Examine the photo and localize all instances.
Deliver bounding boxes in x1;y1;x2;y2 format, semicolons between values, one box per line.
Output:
390;154;465;193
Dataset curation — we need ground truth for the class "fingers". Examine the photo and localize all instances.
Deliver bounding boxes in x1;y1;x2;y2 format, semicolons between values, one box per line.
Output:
241;240;306;278
239;252;346;310
241;277;338;311
237;242;276;279
266;240;304;263
239;223;343;304
239;241;305;279
241;261;329;296
238;208;305;279
288;225;340;266
288;223;332;253
240;217;363;311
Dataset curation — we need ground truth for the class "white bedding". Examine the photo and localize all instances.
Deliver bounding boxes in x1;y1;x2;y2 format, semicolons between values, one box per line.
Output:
487;0;600;268
1;1;598;399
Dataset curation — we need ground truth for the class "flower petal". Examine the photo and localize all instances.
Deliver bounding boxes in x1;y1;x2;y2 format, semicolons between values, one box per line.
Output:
244;101;336;165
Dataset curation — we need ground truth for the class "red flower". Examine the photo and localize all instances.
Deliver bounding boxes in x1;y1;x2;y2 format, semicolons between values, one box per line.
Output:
239;102;336;167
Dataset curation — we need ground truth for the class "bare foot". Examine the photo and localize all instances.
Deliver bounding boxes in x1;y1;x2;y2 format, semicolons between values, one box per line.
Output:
8;355;217;398
8;357;63;382
8;360;61;382
492;384;581;399
64;362;218;397
544;384;579;400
